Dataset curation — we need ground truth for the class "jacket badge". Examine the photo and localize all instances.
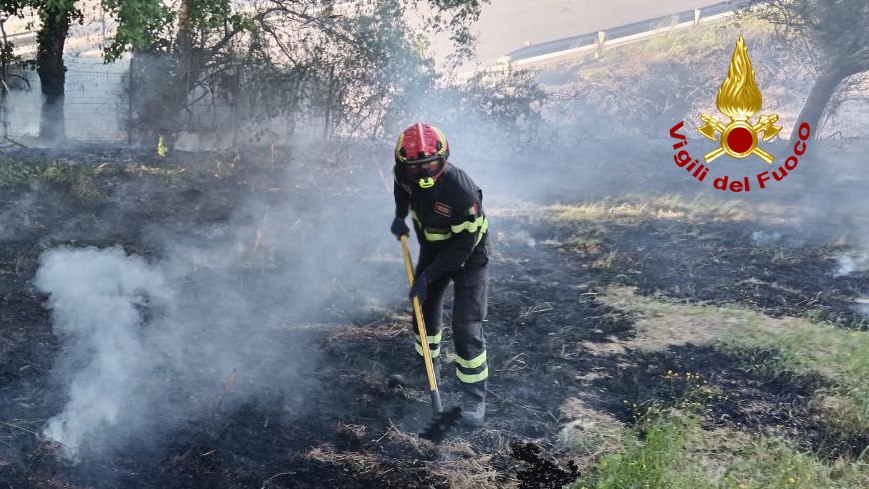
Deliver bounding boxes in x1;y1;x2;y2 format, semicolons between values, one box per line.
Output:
434;202;452;217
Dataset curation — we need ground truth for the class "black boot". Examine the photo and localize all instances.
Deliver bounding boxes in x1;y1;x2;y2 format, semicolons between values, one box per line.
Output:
458;379;486;428
459;392;486;427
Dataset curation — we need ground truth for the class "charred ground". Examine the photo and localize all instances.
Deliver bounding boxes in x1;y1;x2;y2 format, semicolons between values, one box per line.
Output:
0;146;867;488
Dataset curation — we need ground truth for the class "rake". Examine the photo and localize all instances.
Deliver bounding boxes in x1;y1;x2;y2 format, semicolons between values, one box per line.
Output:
399;235;461;442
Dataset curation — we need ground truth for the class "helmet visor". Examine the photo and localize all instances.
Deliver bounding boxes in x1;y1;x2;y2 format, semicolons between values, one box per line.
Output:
404;160;442;179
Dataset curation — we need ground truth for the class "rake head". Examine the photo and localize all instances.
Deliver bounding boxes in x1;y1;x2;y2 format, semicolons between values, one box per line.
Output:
418;406;462;442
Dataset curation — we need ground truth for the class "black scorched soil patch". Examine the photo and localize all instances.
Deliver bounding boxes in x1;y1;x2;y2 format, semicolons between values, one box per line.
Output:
540;213;869;329
1;150;865;487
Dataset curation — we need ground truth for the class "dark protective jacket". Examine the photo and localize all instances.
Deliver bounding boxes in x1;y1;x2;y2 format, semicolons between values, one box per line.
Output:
394;162;489;283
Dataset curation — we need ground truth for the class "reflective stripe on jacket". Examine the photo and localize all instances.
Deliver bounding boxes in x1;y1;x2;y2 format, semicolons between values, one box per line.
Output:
394;163;488;282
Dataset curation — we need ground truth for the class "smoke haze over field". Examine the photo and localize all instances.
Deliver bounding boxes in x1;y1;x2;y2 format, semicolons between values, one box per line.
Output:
12;0;869;467
29;77;869;465
30;152;407;459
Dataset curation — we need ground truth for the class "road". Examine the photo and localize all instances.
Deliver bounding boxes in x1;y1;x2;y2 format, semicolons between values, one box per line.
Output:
426;0;727;70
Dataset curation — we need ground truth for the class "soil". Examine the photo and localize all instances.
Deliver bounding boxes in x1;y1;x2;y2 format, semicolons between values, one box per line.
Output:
554;216;869;328
0;145;866;488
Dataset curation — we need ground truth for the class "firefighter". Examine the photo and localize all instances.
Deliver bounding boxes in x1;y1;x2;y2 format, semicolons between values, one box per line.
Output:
389;122;490;427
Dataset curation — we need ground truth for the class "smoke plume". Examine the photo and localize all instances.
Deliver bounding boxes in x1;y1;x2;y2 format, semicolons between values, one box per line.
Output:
35;246;171;458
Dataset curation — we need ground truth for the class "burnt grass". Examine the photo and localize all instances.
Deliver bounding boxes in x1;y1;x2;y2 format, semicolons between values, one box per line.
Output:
0;148;866;488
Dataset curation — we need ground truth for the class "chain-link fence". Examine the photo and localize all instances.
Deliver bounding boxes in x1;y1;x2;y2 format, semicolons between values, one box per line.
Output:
0;56;334;147
1;60;130;143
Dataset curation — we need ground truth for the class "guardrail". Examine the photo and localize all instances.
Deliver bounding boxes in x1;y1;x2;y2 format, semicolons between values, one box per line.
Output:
456;0;746;78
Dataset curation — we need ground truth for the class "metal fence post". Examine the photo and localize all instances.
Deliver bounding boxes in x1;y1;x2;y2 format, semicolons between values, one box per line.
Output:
127;56;134;146
595;30;606;58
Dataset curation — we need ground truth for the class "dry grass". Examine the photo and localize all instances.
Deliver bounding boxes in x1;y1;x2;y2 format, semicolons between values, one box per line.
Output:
376;424;505;489
324;313;408;342
556;397;626;466
594;286;746;351
535;8;812;139
381;421;439;455
584;13;774;72
124;164;187;178
303;444;386;474
428;445;501;489
306;425;469;483
542;10;776;88
545;194;795;226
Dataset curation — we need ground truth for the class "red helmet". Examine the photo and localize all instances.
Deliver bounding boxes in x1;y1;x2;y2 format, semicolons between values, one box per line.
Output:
394;123;449;188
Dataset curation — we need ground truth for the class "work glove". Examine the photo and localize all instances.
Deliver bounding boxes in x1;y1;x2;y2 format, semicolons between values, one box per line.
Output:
409;271;429;303
391;216;410;239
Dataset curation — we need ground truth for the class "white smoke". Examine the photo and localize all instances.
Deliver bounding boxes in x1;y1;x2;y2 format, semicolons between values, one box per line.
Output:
30;158;401;461
750;230;783;247
35;246;172;458
833;252;869;277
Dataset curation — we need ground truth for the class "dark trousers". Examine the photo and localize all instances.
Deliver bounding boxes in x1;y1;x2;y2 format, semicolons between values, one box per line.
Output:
413;246;489;401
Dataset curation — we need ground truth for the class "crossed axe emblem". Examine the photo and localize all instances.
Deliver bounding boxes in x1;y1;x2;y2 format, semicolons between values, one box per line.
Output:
697;114;782;164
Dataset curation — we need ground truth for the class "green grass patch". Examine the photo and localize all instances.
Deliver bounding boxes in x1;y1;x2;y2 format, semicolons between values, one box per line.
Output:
573;412;869;489
574;413;693;489
0;159;194;203
715;317;869;439
598;286;869;440
0;161;105;202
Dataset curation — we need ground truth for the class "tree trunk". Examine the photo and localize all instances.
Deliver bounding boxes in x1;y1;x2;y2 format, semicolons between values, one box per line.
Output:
161;0;195;135
36;6;72;142
175;0;193;87
790;61;865;144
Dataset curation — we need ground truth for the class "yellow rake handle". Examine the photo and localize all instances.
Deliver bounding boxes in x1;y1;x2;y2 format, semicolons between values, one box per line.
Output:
400;235;440;396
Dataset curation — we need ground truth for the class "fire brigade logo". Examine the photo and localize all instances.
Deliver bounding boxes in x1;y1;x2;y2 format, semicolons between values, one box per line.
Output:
697;35;781;164
666;35;812;193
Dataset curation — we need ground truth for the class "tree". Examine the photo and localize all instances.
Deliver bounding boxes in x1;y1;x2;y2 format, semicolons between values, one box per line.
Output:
1;6;24;140
0;2;27;70
748;0;869;142
34;0;81;142
1;2;28;113
100;0;487;138
101;0;245;137
0;1;81;142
